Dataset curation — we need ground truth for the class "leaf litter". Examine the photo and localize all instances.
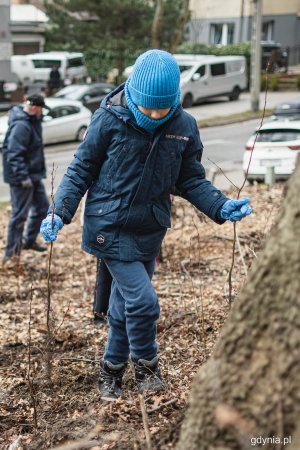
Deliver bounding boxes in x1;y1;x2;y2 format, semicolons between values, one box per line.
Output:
0;183;284;449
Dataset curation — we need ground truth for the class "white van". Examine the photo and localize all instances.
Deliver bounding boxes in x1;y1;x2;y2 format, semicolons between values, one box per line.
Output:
11;55;35;84
175;54;247;108
26;51;88;84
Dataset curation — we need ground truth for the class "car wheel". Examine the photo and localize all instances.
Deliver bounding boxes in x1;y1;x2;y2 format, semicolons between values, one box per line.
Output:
182;93;193;108
229;86;241;101
76;126;87;142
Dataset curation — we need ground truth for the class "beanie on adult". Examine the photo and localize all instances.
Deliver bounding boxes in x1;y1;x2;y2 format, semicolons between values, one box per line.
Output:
126;49;180;109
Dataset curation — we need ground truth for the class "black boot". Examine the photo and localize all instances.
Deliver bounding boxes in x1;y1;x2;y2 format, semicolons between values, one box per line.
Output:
93;312;107;327
99;359;127;401
23;241;47;252
134;356;165;393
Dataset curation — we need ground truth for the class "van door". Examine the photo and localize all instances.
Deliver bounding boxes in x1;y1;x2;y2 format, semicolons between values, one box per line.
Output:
183;64;214;106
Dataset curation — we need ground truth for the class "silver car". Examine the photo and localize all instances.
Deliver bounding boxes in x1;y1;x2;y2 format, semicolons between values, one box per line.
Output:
0;97;92;148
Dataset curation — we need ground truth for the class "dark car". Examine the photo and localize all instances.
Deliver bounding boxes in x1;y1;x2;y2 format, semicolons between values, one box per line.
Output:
261;41;289;73
54;83;116;112
272;99;300;121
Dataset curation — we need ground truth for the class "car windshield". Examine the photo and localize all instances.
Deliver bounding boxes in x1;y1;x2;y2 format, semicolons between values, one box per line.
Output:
179;64;194;78
256;129;300;142
55;85;87;100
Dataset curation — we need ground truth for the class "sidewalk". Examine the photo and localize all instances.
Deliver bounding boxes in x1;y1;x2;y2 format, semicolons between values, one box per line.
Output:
185;90;299;123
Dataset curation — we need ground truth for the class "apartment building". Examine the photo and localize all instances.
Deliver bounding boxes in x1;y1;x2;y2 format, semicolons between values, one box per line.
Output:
10;1;48;54
0;0;13;84
188;0;300;64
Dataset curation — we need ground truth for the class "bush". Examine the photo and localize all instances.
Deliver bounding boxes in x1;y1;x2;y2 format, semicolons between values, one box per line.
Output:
261;73;280;91
297;75;300;91
269;73;280;91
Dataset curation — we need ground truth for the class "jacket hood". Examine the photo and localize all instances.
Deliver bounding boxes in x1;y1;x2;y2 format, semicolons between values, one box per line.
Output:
8;105;39;126
101;83;132;122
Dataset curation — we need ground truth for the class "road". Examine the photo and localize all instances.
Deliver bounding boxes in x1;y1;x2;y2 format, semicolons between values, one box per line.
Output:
1;90;298;200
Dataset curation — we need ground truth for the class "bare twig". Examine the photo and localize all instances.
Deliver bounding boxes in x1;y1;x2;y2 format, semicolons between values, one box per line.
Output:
27;285;38;430
45;163;57;382
206;158;239;191
236;230;248;276
139;394;153;450
228;61;271;305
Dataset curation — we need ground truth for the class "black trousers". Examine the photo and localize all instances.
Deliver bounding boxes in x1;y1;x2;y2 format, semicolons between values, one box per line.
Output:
93;258;112;316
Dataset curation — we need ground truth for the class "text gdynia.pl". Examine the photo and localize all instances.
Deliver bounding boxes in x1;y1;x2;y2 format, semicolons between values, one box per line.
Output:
250;436;292;446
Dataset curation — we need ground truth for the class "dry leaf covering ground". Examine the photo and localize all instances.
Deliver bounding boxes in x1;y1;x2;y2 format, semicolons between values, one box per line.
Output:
0;183;284;449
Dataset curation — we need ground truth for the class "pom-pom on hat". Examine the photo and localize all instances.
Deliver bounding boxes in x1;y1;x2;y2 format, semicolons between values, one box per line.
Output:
127;49;180;109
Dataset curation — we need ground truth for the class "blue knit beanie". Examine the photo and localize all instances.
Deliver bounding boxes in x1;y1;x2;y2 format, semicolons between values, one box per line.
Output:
127;49;180;109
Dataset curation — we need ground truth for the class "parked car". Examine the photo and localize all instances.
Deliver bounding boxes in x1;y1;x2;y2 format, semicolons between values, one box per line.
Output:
271;99;300;121
0;98;92;148
175;55;247;107
261;41;289;73
54;83;116;112
243;120;300;182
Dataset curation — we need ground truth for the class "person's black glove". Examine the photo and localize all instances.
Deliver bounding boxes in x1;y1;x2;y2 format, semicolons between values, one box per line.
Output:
21;178;33;189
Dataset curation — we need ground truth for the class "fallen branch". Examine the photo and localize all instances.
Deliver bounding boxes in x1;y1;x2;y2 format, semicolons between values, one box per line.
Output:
147;398;178;414
49;439;100;450
57;356;99;364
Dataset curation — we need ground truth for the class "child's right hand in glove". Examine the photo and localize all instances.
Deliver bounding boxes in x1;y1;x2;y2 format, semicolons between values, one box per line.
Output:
40;213;64;242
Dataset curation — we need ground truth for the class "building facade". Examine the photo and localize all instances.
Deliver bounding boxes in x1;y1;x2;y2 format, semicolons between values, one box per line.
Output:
188;0;300;64
0;0;13;83
10;2;49;54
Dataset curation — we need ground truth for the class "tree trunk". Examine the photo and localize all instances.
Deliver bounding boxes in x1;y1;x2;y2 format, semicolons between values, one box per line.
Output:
151;0;163;48
168;0;190;53
177;157;300;450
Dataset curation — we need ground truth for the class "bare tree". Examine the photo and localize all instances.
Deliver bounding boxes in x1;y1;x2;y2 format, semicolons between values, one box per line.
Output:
177;157;300;450
151;0;164;48
168;0;190;53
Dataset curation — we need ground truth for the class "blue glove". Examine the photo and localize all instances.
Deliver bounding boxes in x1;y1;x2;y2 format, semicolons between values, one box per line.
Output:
40;213;64;242
220;198;252;222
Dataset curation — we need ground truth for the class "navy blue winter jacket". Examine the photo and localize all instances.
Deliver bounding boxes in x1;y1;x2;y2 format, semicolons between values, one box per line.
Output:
52;85;228;261
2;106;46;185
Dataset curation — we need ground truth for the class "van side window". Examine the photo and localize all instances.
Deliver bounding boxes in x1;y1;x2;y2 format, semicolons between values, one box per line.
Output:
32;60;61;69
67;58;84;68
211;63;226;77
195;65;206;77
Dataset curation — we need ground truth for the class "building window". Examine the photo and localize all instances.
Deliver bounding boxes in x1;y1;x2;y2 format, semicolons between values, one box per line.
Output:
210;23;235;46
262;21;274;41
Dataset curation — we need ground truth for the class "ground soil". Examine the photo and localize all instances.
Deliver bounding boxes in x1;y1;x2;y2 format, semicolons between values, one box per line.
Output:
0;182;284;450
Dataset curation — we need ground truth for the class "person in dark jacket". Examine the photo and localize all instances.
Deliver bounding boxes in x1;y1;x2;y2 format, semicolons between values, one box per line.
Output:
47;65;61;96
40;50;252;401
2;94;50;264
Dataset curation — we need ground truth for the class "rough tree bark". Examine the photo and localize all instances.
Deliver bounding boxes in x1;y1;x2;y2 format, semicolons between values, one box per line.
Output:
177;157;300;450
168;0;190;54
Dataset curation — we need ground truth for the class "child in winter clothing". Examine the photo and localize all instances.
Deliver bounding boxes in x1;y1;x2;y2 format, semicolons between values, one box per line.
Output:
40;50;252;401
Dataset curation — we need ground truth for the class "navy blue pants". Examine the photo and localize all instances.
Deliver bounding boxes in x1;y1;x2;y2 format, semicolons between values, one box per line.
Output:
103;258;159;365
5;180;49;258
